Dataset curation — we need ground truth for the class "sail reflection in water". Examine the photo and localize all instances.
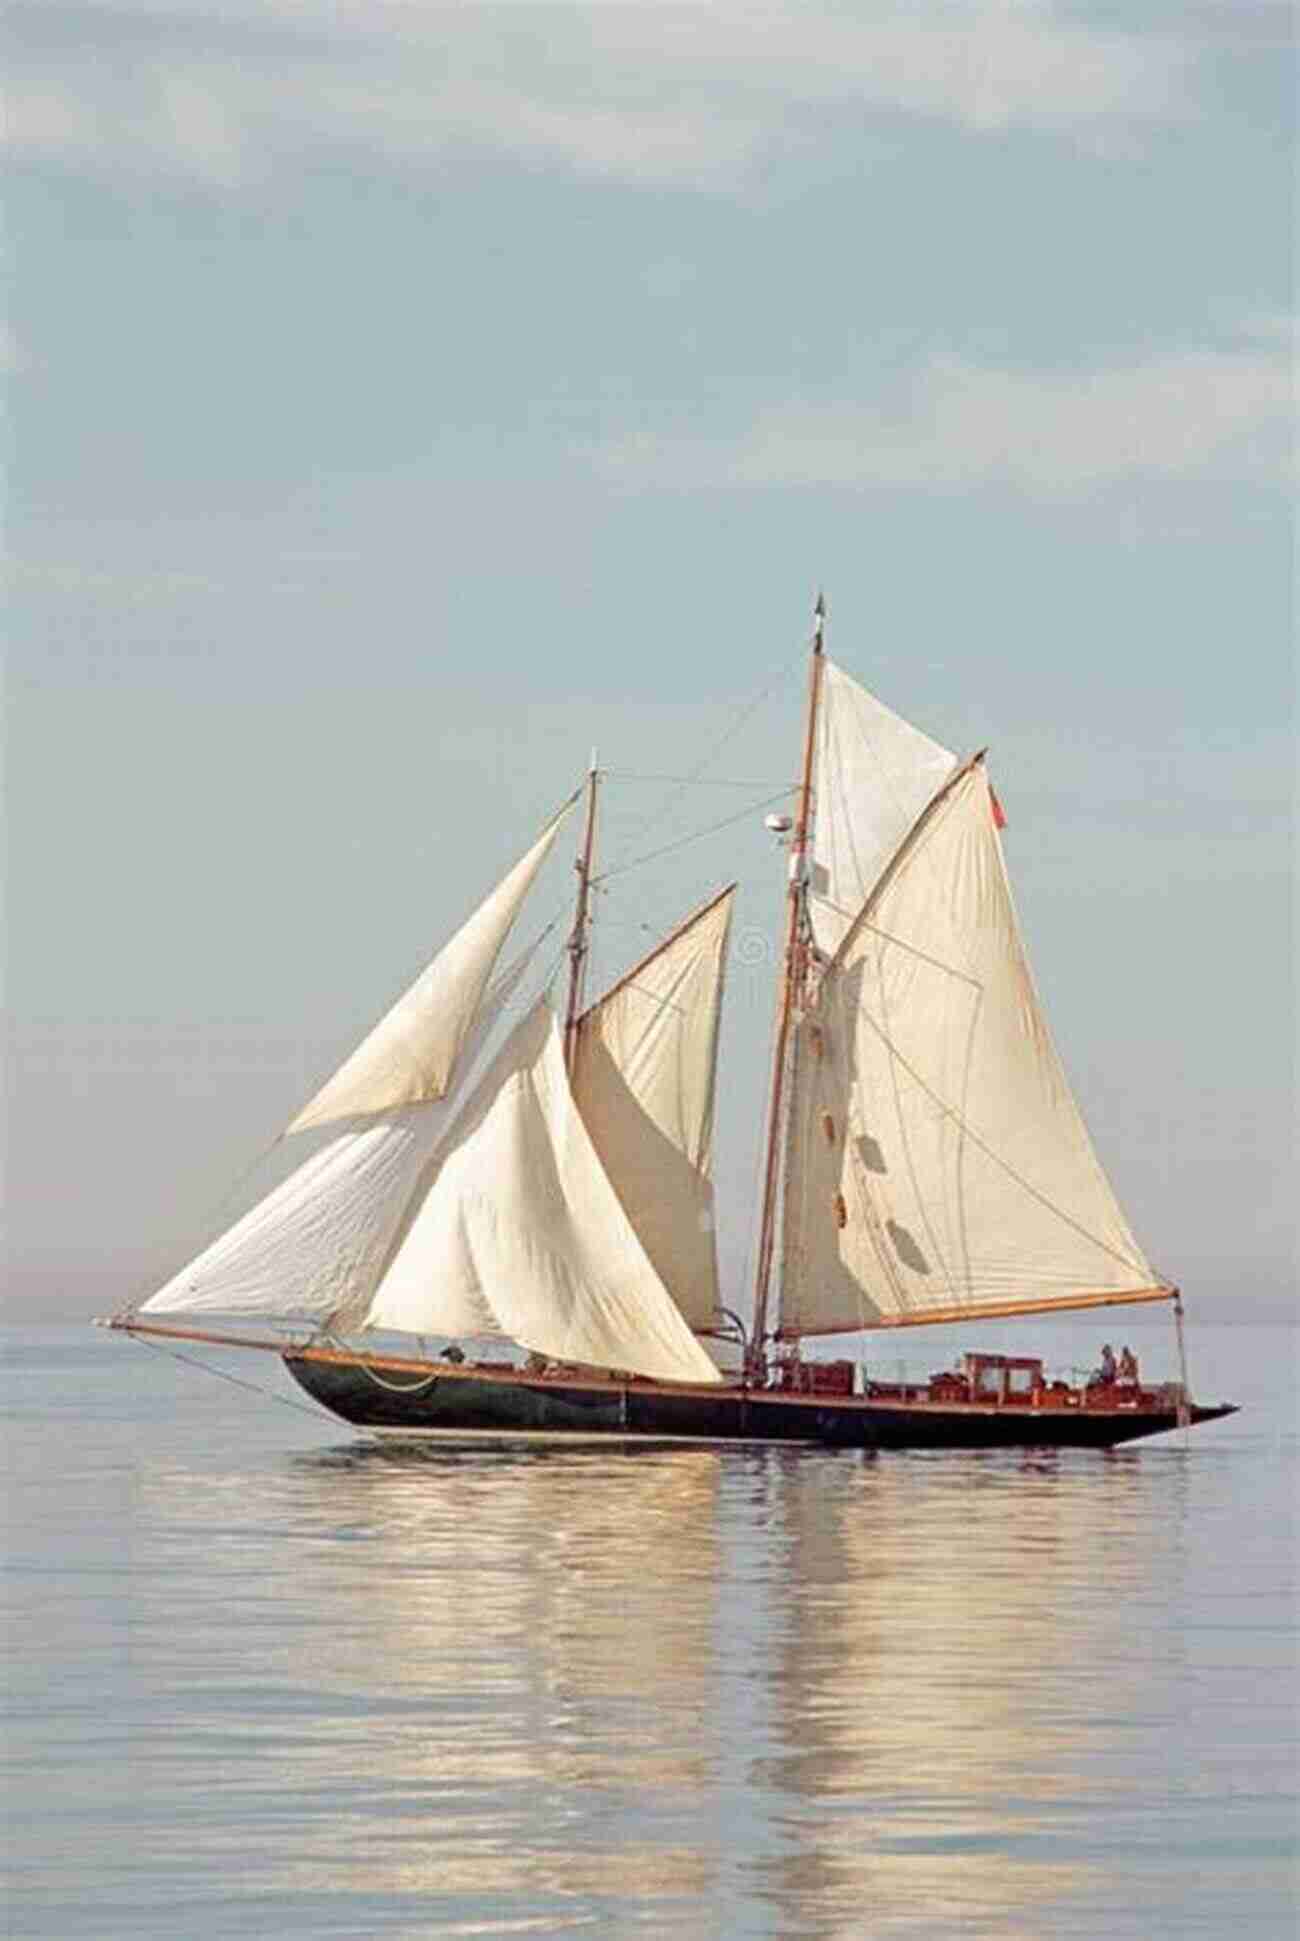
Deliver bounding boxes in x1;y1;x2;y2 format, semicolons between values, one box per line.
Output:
97;1426;1262;1940
132;1442;727;1921
751;1452;1190;1937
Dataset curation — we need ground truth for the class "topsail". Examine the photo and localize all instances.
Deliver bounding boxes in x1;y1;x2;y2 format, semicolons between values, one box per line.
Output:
809;659;957;958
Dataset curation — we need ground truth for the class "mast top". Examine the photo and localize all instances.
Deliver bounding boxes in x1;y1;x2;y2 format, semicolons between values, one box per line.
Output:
813;590;826;650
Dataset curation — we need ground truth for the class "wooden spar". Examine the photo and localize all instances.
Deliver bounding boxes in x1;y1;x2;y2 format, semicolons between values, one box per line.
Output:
100;1315;306;1355
563;756;601;1075
750;593;826;1376
773;1284;1178;1337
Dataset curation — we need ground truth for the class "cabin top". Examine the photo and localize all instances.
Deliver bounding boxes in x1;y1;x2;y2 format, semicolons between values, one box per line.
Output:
963;1353;1046;1398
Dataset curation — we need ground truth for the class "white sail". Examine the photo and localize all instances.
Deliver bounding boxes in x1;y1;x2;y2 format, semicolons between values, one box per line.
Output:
810;659;958;958
571;887;734;1334
781;762;1160;1334
139;1112;439;1322
140;939;543;1324
286;807;569;1134
365;1000;724;1386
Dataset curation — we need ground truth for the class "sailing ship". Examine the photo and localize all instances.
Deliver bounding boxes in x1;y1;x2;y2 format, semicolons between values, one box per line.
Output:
107;600;1236;1447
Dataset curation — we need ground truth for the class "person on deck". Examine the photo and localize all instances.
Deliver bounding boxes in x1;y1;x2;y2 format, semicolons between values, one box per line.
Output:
1098;1343;1117;1385
1118;1345;1138;1383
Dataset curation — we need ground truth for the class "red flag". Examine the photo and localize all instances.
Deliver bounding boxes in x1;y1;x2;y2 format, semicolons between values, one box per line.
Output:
989;782;1008;830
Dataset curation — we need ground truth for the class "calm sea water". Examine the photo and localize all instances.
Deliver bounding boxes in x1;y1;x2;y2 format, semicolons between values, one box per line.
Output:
3;1311;1295;1940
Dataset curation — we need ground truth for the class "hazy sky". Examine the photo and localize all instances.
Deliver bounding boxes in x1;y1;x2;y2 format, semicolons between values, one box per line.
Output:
7;1;1294;1310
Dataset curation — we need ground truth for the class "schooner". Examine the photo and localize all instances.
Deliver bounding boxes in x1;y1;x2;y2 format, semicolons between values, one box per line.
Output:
107;601;1236;1447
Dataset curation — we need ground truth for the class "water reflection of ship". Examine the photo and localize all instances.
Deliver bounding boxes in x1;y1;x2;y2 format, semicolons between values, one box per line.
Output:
129;1433;1197;1931
266;1444;727;1911
751;1449;1190;1938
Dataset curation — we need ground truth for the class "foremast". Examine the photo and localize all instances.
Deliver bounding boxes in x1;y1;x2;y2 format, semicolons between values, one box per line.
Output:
563;754;601;1075
749;594;826;1379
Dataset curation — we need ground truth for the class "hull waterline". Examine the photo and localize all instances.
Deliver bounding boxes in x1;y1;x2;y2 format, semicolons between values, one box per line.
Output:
282;1351;1236;1450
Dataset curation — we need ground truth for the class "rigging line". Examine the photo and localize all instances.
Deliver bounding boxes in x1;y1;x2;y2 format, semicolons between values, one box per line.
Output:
539;932;571;1000
128;1330;327;1421
596;790;795;884
607;651;804;872
852;1000;1153;1275
606;772;794;790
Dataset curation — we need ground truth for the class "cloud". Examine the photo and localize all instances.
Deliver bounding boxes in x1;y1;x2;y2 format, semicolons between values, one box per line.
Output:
586;327;1297;493
7;1;1200;193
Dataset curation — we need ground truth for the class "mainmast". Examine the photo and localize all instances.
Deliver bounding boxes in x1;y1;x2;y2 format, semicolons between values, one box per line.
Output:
749;594;826;1378
563;753;601;1074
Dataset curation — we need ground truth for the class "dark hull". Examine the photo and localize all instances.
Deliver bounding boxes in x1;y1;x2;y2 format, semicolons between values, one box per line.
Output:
283;1352;1235;1450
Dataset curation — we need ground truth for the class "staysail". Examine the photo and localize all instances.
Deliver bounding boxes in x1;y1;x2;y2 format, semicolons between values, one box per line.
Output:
138;940;543;1323
781;755;1163;1335
285;805;571;1134
570;887;734;1334
364;1000;723;1386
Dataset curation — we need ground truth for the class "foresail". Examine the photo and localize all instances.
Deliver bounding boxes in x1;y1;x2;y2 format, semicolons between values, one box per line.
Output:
781;763;1160;1334
364;1001;723;1386
571;887;734;1333
810;659;957;958
286;805;570;1134
139;1111;442;1322
140;937;544;1326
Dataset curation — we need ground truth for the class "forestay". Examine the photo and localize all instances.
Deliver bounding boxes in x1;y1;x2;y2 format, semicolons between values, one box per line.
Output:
810;659;957;958
365;1001;723;1386
571;887;734;1334
781;761;1161;1335
286;806;570;1133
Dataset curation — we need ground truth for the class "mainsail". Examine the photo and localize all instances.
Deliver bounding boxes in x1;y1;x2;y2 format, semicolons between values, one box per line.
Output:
780;753;1163;1335
364;1000;723;1386
570;887;734;1334
286;806;570;1134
